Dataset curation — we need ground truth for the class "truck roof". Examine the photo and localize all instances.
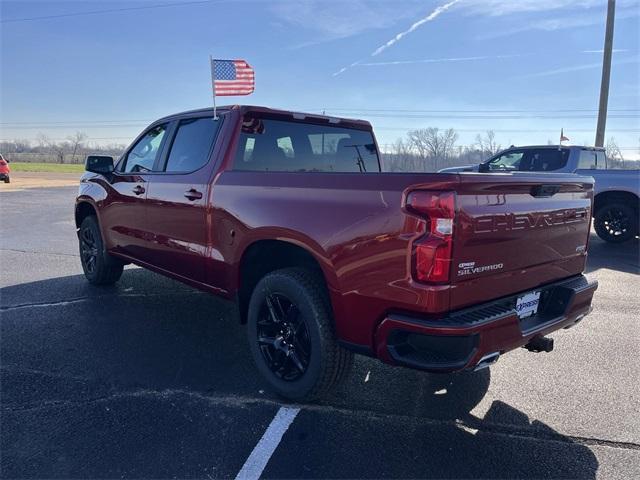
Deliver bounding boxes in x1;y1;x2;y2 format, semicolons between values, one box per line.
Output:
154;105;372;130
506;144;605;152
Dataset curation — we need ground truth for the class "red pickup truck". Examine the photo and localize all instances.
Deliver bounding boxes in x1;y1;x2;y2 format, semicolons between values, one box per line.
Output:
76;105;598;401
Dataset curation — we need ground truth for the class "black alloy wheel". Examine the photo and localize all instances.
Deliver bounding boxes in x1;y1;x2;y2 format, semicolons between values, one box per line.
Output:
594;203;638;243
246;268;353;401
256;293;311;381
78;215;124;285
80;225;99;274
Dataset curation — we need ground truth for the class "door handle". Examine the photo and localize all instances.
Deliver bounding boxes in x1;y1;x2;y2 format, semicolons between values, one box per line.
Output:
184;188;203;201
132;185;145;195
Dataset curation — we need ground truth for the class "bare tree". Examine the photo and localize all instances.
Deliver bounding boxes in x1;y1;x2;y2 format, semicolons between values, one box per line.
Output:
67;131;88;163
475;130;501;156
406;128;433;162
387;138;418;171
51;142;66;164
407;127;458;171
438;128;459;171
35;133;51;150
606;136;624;167
391;138;412;160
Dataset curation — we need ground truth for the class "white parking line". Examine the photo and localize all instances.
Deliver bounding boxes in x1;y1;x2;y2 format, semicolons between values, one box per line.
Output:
234;406;301;480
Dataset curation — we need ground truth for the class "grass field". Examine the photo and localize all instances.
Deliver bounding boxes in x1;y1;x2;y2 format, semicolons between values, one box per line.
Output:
9;162;85;173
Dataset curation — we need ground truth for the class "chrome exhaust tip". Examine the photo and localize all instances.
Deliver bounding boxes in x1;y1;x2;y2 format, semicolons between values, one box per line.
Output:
474;352;500;371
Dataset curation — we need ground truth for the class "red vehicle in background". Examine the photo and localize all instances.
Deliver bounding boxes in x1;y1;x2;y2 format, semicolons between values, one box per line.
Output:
0;154;10;183
75;105;598;401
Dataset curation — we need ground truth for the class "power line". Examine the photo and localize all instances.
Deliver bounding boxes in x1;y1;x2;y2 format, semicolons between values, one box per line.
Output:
2;115;639;129
372;127;640;132
339;114;639;119
0;120;153;125
2;108;639;126
2;126;638;134
1;124;149;130
315;109;639;119
0;0;220;24
305;108;640;114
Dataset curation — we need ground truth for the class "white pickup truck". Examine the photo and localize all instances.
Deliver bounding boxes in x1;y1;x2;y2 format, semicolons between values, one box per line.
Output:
440;145;639;243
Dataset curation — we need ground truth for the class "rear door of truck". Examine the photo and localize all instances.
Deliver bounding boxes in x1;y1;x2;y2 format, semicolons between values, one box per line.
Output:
448;172;594;310
144;114;223;283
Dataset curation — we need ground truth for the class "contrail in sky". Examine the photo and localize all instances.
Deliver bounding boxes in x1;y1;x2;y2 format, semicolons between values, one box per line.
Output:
371;0;461;57
358;54;523;66
333;0;461;76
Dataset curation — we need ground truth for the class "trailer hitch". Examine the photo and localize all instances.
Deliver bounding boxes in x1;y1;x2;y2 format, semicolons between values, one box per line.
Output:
524;336;554;353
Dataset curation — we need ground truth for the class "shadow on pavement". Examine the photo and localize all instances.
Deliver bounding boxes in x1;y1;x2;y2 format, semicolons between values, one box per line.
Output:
1;269;599;478
271;399;599;479
586;232;639;274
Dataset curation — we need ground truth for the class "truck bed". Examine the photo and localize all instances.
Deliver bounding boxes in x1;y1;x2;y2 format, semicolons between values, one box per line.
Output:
211;170;594;348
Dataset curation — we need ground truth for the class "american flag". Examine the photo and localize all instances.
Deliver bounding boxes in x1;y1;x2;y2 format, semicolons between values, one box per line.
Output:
211;59;255;96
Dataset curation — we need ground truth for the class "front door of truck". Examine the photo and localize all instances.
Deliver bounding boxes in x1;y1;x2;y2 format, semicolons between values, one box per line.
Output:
100;123;169;260
144;115;222;284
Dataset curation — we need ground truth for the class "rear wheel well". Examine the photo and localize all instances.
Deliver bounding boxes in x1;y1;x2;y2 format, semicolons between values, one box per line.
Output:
238;240;327;324
594;191;639;214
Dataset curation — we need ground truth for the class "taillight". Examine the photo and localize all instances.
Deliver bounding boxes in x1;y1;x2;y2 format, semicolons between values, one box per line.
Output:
405;190;456;284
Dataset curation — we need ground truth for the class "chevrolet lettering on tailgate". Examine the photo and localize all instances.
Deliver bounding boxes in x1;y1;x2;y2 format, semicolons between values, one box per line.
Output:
473;208;589;234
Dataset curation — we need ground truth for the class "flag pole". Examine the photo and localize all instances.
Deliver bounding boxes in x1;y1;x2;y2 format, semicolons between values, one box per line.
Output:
210;55;217;120
559;128;565;151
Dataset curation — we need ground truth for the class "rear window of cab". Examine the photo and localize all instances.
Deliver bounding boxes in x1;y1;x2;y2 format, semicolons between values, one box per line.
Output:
233;118;380;173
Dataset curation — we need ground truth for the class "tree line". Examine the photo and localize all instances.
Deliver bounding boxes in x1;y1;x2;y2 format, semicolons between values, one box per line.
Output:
0;129;635;170
0;132;126;164
384;128;635;172
385;129;504;172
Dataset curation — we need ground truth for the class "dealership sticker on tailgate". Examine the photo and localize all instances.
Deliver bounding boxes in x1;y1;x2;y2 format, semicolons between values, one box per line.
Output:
516;291;541;319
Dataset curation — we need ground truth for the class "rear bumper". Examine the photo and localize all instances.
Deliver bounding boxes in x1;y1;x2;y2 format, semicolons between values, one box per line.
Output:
0;173;9;180
374;275;597;372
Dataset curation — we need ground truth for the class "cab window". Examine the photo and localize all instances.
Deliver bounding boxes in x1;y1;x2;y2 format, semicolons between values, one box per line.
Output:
487;151;524;171
487;148;570;172
164;117;221;173
122;125;167;173
578;150;607;170
521;149;570;171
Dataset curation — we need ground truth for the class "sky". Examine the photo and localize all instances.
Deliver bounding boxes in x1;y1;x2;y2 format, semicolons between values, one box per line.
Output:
1;0;639;157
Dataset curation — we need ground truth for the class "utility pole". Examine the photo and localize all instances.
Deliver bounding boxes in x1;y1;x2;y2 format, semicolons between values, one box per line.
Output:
595;0;616;147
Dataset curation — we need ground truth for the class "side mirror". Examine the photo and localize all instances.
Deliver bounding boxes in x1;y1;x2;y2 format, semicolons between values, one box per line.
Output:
478;163;490;173
85;155;114;174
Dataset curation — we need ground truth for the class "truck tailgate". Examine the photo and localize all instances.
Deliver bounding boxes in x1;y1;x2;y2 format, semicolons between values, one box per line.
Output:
450;172;594;310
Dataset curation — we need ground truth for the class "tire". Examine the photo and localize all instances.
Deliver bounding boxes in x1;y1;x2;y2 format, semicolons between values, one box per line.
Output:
3;177;9;183
247;268;353;402
594;202;638;243
78;215;124;285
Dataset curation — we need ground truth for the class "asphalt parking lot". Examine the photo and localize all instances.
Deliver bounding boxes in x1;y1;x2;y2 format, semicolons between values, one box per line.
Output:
2;186;639;479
